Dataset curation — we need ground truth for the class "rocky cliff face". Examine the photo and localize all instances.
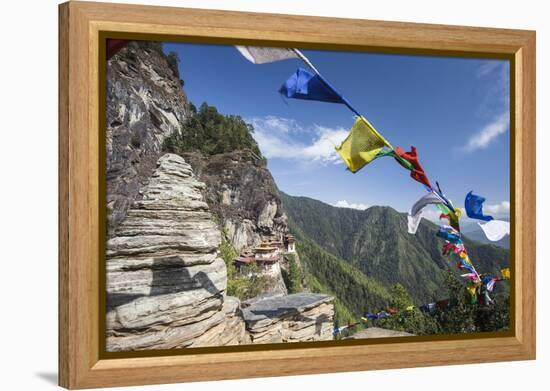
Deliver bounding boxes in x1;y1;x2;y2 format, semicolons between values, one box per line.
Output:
106;154;246;351
106;41;190;236
181;151;288;251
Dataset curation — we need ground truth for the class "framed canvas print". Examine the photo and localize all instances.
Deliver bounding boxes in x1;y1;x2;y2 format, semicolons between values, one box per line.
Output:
58;1;536;389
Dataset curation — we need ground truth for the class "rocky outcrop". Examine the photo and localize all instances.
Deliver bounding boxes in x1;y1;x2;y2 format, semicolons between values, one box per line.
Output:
189;296;251;347
345;327;414;339
242;293;334;344
106;153;242;351
181;151;288;251
106;41;190;236
105;153;334;350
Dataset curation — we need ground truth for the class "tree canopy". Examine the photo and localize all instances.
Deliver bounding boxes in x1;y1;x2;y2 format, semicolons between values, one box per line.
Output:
163;102;264;158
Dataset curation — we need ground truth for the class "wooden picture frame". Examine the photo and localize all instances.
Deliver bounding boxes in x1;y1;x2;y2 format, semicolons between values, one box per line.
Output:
58;1;536;389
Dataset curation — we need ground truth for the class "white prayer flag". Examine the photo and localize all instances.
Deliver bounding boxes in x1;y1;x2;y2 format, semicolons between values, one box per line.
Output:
407;192;442;234
478;220;510;241
236;46;299;64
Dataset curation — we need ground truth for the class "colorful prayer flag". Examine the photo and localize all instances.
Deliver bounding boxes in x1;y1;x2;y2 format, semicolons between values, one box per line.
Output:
335;117;389;173
407;192;443;234
442;243;456;255
395;146;432;188
279;67;345;104
461;273;479;281
500;267;511;279
440;208;461;231
236;46;299;64
483;277;497;292
436;202;451;215
464;191;494;221
466;282;480;302
375;149;414;170
458;259;476;273
478;220;510;241
436;226;461;244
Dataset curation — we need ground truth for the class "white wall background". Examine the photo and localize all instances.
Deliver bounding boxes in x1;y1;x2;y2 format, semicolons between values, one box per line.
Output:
0;0;546;389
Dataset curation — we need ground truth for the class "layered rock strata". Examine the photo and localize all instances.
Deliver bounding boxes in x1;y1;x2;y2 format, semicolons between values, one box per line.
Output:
106;154;237;351
242;293;334;344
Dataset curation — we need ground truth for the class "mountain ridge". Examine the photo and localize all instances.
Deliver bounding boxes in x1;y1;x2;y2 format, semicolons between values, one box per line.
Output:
280;192;509;304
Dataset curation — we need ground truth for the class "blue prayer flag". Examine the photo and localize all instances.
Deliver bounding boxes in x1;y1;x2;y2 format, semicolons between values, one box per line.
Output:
464;191;494;222
436;227;461;243
458;259;476;273
279;67;345;104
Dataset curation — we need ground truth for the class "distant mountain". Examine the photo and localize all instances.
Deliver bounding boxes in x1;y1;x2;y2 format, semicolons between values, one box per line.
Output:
281;193;509;304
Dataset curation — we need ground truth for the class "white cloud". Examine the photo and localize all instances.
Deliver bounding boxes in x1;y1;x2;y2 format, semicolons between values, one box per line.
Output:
247;116;348;163
464;112;509;152
253;116;302;134
302;126;349;163
332;200;369;210
484;201;510;216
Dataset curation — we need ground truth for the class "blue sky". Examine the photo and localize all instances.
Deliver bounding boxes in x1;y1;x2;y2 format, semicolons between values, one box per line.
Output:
163;42;510;220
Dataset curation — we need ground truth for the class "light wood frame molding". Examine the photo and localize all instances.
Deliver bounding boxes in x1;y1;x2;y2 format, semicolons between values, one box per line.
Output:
58;1;536;389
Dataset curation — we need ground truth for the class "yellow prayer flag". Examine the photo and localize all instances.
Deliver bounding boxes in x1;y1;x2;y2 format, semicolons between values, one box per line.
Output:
466;280;481;297
500;267;511;280
466;285;477;297
335;117;390;173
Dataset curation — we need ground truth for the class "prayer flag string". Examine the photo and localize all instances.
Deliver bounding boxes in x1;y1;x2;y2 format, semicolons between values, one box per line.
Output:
235;45;510;305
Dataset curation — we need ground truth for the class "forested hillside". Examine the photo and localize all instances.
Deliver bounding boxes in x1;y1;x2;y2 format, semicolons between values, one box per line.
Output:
289;220;391;325
281;193;509;304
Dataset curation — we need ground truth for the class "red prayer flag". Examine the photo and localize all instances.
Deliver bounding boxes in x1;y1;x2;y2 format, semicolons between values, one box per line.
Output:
395;146;432;188
442;243;456;256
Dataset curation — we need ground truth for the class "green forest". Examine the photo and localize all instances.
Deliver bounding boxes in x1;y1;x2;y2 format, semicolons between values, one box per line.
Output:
162;102;264;159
